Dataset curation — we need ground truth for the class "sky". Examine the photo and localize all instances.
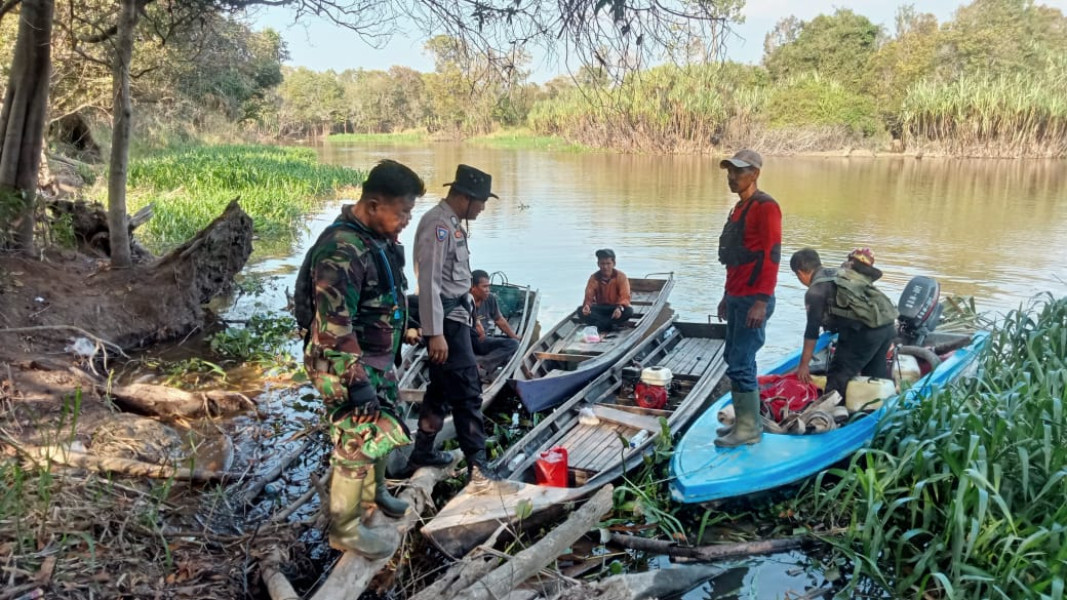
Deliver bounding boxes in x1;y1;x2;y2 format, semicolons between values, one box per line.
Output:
250;0;1067;82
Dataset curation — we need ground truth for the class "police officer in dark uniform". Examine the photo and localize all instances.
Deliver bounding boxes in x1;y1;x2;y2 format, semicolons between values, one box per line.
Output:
407;164;497;482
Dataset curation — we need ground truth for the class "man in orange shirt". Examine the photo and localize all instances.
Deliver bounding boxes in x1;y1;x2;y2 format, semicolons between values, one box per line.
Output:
580;248;634;332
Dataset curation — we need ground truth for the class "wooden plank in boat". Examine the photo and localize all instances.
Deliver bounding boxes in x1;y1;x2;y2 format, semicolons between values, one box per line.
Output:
659;338;700;374
571;427;628;471
670;338;704;368
675;339;724;378
566;427;620;467
534;351;596;363
578;423;634;471
670;339;706;376
592;405;662;432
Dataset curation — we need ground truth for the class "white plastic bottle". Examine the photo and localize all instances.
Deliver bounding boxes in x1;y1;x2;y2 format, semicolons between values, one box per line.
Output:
628;430;651;448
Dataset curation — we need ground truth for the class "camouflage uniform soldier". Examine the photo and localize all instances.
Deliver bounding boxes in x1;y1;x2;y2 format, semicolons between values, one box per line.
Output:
295;160;425;559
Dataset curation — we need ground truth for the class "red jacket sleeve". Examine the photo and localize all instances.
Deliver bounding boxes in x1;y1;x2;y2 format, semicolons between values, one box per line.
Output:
749;199;782;300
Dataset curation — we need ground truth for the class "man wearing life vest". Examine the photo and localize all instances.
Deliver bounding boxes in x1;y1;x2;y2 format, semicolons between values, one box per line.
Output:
295;160;425;559
715;149;782;447
789;247;898;401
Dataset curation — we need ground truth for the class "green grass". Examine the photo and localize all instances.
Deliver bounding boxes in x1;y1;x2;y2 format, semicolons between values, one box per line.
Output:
467;129;591;152
326;132;427;144
795;294;1067;598
110;145;364;249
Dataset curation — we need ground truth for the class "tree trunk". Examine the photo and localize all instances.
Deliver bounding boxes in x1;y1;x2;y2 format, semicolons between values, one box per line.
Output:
107;0;138;268
0;0;54;255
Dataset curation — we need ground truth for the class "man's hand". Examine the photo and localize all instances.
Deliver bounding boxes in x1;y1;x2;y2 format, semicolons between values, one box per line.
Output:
427;334;448;364
581;304;591;316
476;321;486;341
717;297;727;322
346;383;380;423
404;328;422;345
746;300;768;329
796;362;812;384
611;307;622;320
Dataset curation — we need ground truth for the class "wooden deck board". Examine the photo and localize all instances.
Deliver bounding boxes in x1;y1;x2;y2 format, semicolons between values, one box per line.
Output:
576;424;633;471
566;427;619;467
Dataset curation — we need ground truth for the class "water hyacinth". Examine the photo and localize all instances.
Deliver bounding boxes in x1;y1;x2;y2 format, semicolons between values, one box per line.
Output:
798;295;1067;599
116;145;365;249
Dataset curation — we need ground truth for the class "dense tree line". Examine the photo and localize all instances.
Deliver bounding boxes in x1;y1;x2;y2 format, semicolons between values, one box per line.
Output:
531;0;1067;155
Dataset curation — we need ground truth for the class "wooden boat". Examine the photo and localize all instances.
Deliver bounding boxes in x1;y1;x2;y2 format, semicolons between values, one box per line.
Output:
394;279;540;439
510;275;675;413
421;319;727;557
669;329;990;504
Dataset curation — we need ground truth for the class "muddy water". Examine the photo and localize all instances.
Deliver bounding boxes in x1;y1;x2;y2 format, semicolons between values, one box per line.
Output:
220;143;1066;598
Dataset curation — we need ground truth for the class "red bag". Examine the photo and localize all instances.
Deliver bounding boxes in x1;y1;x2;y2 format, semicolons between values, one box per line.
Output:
757;374;822;422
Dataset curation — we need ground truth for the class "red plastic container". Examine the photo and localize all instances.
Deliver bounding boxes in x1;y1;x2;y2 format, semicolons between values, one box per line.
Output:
534;447;568;487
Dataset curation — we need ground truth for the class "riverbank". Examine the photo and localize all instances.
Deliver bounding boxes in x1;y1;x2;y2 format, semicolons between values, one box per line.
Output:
323;128;1061;160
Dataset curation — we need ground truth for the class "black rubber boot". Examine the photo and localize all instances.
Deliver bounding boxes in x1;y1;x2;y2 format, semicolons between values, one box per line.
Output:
405;430;453;470
373;457;410;518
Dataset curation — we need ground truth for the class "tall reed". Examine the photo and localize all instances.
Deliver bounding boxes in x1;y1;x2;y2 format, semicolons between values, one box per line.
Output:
114;145;364;249
901;62;1067;157
800;295;1067;598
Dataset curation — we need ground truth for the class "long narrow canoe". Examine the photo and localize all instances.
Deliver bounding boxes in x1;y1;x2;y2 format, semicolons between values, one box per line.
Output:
395;281;540;437
669;329;990;504
510;275;675;413
422;320;727;557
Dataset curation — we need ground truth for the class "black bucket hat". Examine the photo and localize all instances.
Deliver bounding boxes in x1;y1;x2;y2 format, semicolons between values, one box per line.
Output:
444;164;498;201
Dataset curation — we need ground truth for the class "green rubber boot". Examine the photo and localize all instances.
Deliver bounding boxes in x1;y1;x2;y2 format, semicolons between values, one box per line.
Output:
328;466;400;559
373;457;410;518
715;390;763;447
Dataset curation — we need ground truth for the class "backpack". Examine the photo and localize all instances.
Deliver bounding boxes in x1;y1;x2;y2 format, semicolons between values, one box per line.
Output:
813;268;898;329
293;223;346;333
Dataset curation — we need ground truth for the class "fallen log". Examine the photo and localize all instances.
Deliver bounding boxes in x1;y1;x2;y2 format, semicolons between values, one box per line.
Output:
300;451;463;600
261;548;300;600
555;564;725;600
107;382;255;419
10;442;227;482
451;485;615;600
608;532;809;562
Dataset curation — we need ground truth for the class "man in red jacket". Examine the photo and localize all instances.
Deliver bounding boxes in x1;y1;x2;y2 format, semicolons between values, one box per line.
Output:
715;149;782;447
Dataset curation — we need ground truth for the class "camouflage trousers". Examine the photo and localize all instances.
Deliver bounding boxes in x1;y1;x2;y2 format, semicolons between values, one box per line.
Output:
326;365;412;478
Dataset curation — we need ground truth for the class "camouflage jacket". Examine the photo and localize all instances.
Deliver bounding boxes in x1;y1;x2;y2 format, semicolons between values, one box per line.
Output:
302;210;408;401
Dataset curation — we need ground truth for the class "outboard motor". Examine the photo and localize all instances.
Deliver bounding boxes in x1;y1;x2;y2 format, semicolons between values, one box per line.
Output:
897;276;942;345
634;366;672;410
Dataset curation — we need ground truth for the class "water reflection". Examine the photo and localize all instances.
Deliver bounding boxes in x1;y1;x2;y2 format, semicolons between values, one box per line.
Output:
311;144;1067;360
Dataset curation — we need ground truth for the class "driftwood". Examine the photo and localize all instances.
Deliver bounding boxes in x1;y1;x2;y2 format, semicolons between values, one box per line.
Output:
300;451;463;600
108;382;255;419
608;532;809;562
242;439;313;505
261;548;300;600
555;565;725;600
11;442;227;482
451;485;615;600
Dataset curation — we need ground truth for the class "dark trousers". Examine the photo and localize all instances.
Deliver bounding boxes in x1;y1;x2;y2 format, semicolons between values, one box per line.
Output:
472;335;520;376
724;294;775;393
582;304;635;331
825;323;896;399
420;319;486;458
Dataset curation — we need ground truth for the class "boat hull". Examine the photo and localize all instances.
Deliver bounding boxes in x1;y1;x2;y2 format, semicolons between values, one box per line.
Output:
670;330;990;503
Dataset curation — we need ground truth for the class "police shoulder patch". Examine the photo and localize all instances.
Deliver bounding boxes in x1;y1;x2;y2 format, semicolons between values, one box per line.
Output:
436;225;448;242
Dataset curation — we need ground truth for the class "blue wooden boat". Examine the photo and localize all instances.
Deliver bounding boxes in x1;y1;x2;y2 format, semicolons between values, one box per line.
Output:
423;319;727;557
510;275;675;413
669;330;990;504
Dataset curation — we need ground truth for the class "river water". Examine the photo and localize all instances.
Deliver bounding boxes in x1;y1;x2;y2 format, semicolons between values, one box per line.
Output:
227;142;1067;598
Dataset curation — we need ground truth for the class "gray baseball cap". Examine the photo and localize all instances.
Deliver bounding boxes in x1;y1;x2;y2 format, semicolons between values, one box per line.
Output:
719;149;763;170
